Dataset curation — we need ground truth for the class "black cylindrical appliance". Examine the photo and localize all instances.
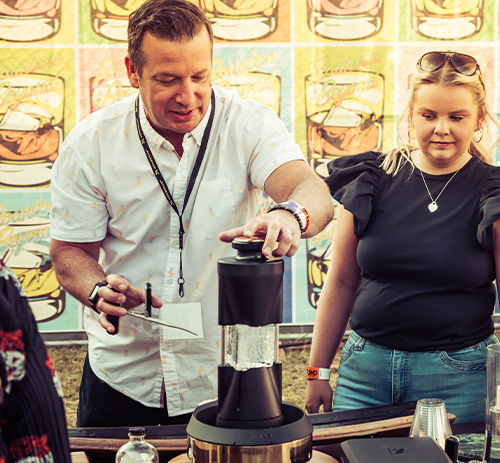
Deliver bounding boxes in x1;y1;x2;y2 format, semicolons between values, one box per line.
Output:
186;237;313;463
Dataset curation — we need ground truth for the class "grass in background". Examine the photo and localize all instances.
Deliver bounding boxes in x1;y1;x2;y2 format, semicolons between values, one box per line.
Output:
49;345;87;427
49;342;342;427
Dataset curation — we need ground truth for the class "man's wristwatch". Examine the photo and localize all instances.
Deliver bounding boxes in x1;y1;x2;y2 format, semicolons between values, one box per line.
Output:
267;201;310;234
88;280;108;313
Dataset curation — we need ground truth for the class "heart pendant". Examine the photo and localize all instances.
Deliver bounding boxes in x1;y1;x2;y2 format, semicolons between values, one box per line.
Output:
428;202;438;213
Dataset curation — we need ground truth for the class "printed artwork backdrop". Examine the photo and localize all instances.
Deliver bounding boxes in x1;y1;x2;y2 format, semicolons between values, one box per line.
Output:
0;0;497;332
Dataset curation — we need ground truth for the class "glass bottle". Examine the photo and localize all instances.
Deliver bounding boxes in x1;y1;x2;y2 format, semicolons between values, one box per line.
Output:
116;427;159;463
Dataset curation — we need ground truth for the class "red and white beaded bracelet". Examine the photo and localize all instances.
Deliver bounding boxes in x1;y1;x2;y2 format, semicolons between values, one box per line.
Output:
267;201;310;234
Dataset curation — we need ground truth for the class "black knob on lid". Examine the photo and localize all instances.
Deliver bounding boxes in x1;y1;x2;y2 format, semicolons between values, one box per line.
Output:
232;236;266;260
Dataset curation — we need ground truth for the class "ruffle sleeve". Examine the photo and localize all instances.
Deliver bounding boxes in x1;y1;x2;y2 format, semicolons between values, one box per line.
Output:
478;167;500;250
325;151;382;238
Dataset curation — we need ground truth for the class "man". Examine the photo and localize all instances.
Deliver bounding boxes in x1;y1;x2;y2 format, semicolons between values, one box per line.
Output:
49;0;333;427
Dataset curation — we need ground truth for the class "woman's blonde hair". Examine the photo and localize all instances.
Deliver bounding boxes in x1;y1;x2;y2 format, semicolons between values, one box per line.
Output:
381;53;500;175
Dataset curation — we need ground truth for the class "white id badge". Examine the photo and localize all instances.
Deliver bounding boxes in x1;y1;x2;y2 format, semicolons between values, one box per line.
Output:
161;301;204;341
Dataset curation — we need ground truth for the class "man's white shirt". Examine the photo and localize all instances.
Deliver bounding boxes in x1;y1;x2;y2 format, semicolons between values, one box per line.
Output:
50;85;305;415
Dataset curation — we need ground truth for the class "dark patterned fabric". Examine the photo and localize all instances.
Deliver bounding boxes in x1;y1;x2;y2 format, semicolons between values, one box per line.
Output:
0;262;71;463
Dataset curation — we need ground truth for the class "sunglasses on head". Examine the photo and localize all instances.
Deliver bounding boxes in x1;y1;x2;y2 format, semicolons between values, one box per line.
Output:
417;51;480;76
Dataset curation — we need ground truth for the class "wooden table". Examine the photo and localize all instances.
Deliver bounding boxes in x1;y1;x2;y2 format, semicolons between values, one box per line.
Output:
69;415;415;461
168;449;340;462
71;451;90;463
67;402;422;462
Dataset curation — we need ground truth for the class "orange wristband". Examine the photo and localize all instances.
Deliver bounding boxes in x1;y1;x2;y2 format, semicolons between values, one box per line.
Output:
307;366;331;380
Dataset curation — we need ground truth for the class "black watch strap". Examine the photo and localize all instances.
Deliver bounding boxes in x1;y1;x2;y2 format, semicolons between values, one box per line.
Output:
88;280;108;312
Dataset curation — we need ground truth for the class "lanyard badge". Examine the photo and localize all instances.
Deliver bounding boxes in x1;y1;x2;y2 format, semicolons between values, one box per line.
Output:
135;91;216;297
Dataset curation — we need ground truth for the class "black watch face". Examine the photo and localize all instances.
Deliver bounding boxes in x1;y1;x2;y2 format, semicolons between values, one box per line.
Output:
89;281;106;305
90;288;99;300
89;290;99;306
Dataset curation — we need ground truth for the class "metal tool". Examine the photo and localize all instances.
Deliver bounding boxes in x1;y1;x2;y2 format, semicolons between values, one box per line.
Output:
125;282;198;336
126;311;198;336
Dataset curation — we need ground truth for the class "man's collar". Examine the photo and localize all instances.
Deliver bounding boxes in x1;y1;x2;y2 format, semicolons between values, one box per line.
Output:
137;93;213;148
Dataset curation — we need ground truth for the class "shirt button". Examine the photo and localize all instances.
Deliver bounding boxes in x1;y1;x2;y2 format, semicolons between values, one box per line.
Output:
167;279;173;285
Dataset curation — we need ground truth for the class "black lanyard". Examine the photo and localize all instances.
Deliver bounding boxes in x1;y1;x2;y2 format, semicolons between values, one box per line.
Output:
135;91;215;297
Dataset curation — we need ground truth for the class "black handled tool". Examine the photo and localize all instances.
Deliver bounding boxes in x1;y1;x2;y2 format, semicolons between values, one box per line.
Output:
107;287;121;335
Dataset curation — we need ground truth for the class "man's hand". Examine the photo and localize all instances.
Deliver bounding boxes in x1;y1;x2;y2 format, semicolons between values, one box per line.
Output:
219;209;301;257
305;379;333;414
93;274;163;333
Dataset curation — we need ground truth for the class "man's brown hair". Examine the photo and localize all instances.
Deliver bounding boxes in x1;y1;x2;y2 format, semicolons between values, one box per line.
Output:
127;0;214;77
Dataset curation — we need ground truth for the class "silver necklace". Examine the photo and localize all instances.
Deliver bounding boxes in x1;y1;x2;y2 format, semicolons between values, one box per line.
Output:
419;166;462;213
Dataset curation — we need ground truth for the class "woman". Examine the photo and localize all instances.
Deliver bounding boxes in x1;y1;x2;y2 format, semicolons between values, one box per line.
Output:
305;51;500;423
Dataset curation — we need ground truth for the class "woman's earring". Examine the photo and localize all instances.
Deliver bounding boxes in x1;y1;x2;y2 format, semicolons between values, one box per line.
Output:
473;128;483;143
408;126;416;140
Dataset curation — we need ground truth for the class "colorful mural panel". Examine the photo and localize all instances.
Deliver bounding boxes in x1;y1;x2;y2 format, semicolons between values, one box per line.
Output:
0;0;498;332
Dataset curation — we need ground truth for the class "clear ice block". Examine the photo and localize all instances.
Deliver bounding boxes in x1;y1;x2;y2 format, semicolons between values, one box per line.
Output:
223;324;278;371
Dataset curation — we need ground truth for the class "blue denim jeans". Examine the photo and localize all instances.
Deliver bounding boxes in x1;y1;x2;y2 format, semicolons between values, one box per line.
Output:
332;331;499;423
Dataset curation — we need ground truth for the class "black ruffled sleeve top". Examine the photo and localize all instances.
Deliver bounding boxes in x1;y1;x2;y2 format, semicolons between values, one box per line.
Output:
325;151;500;352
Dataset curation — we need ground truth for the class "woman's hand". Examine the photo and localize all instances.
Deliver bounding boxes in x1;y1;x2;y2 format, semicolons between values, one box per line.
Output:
305;380;333;414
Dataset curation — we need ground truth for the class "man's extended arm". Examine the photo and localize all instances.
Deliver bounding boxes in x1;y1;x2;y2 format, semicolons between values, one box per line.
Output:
49;240;106;306
264;159;334;237
219;160;334;257
49;240;162;332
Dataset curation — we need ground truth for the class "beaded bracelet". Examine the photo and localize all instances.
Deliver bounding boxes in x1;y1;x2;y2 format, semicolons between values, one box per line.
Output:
267;201;310;234
307;366;331;380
